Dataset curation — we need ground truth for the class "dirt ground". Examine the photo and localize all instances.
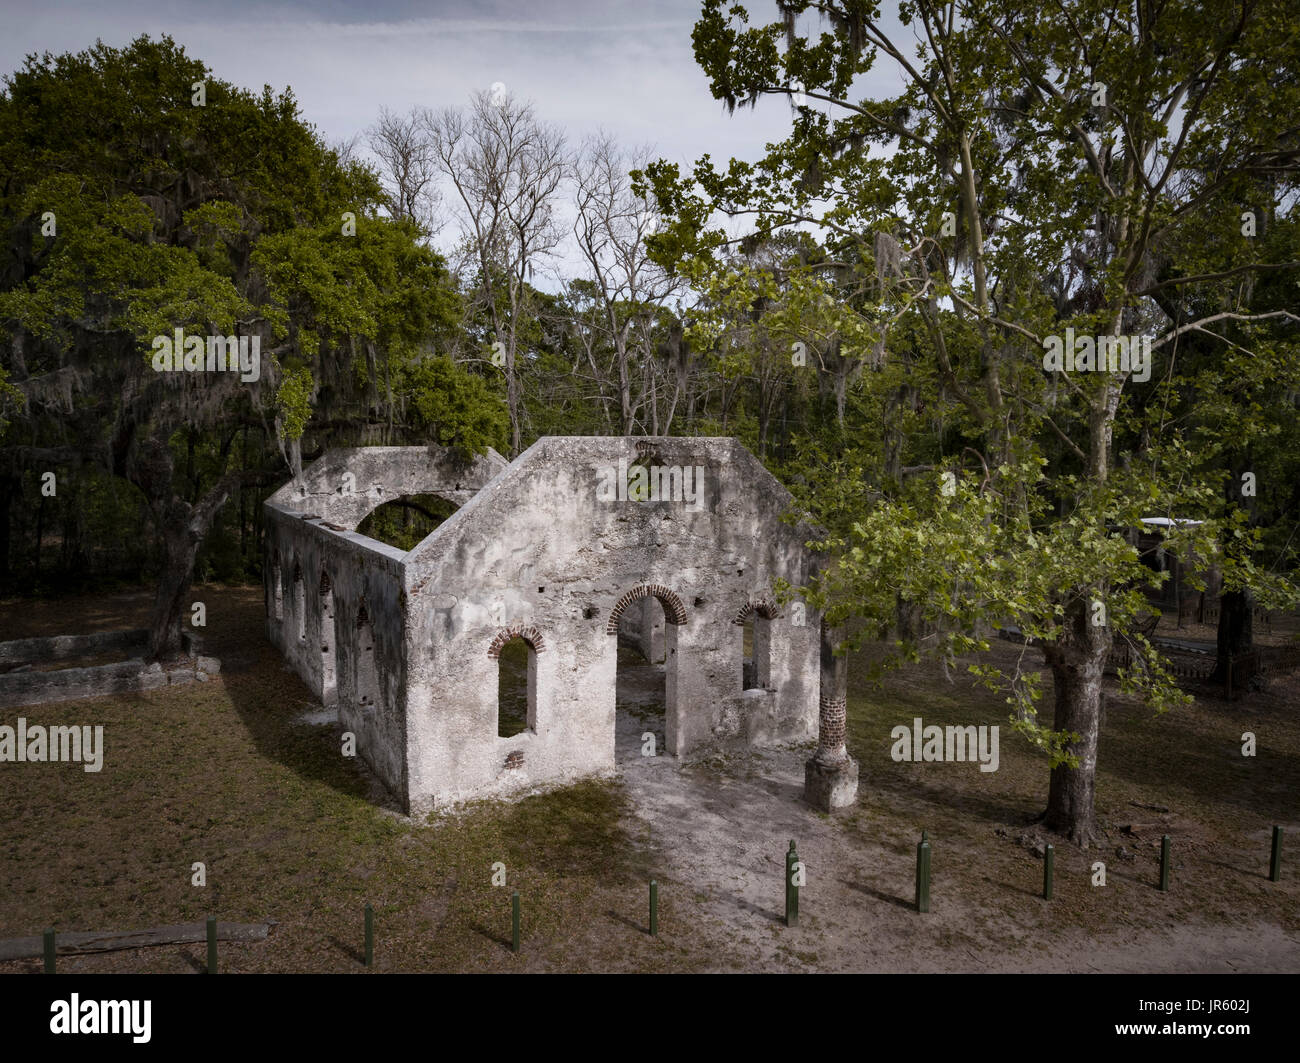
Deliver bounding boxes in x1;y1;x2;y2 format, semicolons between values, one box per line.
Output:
1;586;1297;973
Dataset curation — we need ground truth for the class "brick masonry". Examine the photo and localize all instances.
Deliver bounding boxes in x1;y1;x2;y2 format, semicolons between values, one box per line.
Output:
487;624;547;658
606;584;688;633
732;598;782;624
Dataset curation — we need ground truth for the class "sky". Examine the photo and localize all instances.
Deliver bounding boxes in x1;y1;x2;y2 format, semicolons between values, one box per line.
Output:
0;0;905;282
0;1;798;174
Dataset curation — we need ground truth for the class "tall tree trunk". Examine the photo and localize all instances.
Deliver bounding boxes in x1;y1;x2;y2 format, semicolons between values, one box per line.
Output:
1042;600;1109;846
1213;587;1254;683
130;437;237;660
149;503;200;659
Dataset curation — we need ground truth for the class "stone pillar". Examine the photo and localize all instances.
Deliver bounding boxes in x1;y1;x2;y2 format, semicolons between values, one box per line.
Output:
804;620;858;810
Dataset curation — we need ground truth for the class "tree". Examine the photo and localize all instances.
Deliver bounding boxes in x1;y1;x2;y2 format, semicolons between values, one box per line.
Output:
422;90;567;454
572;133;685;433
366;106;443;235
642;0;1300;843
0;35;464;657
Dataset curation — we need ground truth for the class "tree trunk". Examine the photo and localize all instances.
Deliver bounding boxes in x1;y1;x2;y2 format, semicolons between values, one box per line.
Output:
1213;587;1254;684
131;436;238;661
1041;610;1108;846
148;506;199;660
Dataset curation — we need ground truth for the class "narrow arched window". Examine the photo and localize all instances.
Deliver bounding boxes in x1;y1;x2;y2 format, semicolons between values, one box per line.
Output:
356;605;380;714
272;563;283;620
293;564;305;640
497;636;536;737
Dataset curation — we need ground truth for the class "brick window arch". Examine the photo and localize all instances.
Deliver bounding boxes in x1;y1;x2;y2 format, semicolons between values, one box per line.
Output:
734;598;778;691
732;598;782;625
487;624;547;659
606;585;687;634
489;625;543;738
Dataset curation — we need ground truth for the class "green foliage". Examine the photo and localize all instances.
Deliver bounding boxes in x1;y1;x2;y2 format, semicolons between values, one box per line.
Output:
402;355;509;454
275;363;314;441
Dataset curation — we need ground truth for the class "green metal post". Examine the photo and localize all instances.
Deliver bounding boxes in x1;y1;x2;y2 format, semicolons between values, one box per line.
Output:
784;840;795;920
786;844;800;927
43;929;55;974
916;831;931;913
1043;843;1055;900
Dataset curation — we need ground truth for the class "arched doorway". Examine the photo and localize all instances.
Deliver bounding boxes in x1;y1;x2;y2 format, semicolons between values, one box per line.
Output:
608;585;686;760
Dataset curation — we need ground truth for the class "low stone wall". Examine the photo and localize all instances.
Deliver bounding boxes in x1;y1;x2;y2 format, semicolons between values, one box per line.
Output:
0;629;148;667
0;633;220;709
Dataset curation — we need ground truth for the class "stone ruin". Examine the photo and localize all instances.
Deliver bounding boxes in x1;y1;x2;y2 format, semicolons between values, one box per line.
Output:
263;437;858;816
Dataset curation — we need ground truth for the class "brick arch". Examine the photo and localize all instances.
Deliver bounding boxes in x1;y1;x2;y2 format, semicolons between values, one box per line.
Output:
606;584;688;634
733;598;782;625
487;624;546;659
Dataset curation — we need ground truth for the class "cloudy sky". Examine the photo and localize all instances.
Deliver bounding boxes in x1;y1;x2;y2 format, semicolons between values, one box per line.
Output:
2;0;803;172
1;0;905;280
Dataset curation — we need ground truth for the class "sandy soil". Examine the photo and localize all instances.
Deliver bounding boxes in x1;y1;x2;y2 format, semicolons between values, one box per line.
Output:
615;658;1300;973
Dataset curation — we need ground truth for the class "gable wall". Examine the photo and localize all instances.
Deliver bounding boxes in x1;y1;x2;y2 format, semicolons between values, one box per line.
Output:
400;438;821;813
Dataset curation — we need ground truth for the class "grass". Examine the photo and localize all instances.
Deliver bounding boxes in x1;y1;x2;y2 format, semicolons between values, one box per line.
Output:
0;584;1296;972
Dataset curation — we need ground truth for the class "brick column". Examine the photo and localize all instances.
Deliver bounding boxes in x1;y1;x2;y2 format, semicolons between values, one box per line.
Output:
804;619;858;810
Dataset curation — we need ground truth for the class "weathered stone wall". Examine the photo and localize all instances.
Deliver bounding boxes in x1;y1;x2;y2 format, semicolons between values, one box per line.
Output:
401;437;821;813
270;445;507;530
263;444;509;811
263;508;410;804
265;437;825;816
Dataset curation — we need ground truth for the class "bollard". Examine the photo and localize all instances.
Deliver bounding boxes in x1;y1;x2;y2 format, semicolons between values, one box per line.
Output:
1159;835;1171;892
649;880;658;936
1043;843;1055;901
206;915;217;974
1270;826;1283;883
364;903;374;967
784;840;795;920
511;891;520;953
916;831;931;913
786;842;800;927
43;929;55;975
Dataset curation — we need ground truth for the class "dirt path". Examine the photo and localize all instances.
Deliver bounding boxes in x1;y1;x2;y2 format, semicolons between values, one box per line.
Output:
614;674;1300;973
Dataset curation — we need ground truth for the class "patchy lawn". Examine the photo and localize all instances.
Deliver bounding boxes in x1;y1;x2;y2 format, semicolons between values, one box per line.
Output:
0;586;1296;972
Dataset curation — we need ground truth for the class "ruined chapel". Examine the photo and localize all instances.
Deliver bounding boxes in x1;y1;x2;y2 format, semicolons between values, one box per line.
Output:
264;437;857;815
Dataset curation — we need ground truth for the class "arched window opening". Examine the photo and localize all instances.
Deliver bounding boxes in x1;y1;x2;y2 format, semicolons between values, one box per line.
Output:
737;601;774;691
356;605;379;715
320;571;336;706
356;493;458;551
293;564;305;640
497;637;536;738
272;563;283;620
